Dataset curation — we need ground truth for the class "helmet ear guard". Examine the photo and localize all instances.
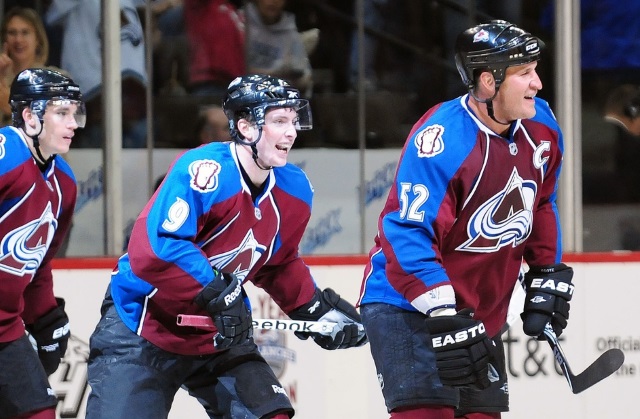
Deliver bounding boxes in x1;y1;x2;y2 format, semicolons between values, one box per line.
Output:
455;20;544;91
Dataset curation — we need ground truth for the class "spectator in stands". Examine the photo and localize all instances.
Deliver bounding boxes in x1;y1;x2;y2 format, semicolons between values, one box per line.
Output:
0;7;53;126
601;84;640;204
244;0;313;96
45;0;148;148
135;0;188;95
183;0;245;97
604;84;640;136
196;104;232;144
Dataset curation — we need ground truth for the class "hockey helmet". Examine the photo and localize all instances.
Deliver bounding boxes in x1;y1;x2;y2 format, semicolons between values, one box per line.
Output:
222;74;312;142
455;20;544;90
10;68;86;127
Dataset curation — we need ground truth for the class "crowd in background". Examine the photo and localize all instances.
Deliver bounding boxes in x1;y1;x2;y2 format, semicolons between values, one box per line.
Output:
2;0;640;243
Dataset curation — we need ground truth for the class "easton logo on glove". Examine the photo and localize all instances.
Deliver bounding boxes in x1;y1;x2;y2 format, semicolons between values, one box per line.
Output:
527;277;574;295
425;310;497;389
431;322;486;348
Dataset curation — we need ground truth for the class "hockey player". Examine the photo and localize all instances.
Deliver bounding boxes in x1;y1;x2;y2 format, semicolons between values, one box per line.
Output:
86;74;367;419
358;20;574;418
0;68;85;419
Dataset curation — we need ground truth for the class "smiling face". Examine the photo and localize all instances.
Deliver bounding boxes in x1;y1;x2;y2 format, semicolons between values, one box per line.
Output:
5;15;40;68
492;61;543;122
253;107;298;167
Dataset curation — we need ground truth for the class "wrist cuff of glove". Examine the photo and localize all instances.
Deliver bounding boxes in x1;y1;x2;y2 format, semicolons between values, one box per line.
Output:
410;284;456;316
288;288;324;321
31;299;68;332
524;264;574;300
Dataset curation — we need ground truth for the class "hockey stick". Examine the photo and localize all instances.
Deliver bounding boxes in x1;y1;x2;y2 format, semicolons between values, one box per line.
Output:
177;314;337;335
543;322;624;394
505;283;624;393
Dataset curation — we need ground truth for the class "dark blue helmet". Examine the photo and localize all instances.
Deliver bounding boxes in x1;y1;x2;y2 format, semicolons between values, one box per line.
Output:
222;74;312;142
455;20;544;90
10;68;85;127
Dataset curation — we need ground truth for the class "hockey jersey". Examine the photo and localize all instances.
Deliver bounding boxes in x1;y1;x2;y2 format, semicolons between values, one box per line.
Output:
359;95;565;337
110;142;318;355
0;126;77;342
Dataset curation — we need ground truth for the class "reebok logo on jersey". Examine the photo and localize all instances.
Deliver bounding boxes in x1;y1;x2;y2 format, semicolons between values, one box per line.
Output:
415;124;445;158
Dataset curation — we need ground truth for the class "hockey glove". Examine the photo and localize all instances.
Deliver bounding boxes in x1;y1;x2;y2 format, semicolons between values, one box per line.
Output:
288;288;368;350
194;271;253;350
27;297;70;376
521;263;574;339
425;310;497;389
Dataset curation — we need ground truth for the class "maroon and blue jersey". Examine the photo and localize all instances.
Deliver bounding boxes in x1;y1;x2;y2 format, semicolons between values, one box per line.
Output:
359;95;565;336
0;126;77;342
110;142;317;355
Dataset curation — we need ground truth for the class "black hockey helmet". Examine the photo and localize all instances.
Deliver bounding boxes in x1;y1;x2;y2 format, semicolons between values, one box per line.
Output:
10;67;86;127
455;20;544;91
222;74;312;144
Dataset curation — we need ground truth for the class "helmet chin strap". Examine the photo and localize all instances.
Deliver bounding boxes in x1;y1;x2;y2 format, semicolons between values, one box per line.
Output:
233;126;272;171
24;118;53;167
469;85;511;127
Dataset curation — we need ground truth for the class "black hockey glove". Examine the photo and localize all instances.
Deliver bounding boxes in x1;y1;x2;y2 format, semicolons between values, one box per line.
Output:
521;263;574;340
288;288;368;350
194;271;253;350
27;297;70;376
425;310;497;389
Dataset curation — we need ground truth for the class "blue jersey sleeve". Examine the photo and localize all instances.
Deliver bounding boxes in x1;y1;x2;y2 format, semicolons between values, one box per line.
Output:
380;100;477;299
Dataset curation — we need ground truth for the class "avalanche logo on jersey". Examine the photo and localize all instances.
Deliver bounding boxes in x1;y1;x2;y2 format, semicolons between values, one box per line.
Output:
189;159;221;192
0;193;56;277
457;167;536;252
415;124;445;158
207;229;267;281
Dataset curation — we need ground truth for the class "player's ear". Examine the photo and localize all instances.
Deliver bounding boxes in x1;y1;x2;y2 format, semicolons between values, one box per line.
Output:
478;71;495;92
22;107;35;126
237;118;255;139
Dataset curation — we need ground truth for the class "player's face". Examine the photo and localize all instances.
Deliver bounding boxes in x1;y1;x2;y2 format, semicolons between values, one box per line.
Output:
495;61;542;121
255;107;298;167
39;101;82;156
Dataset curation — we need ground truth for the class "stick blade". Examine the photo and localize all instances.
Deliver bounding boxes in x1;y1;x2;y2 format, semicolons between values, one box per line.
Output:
570;348;625;394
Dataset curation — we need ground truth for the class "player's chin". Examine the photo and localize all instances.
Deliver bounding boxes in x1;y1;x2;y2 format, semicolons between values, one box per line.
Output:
520;106;536;120
271;151;290;166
